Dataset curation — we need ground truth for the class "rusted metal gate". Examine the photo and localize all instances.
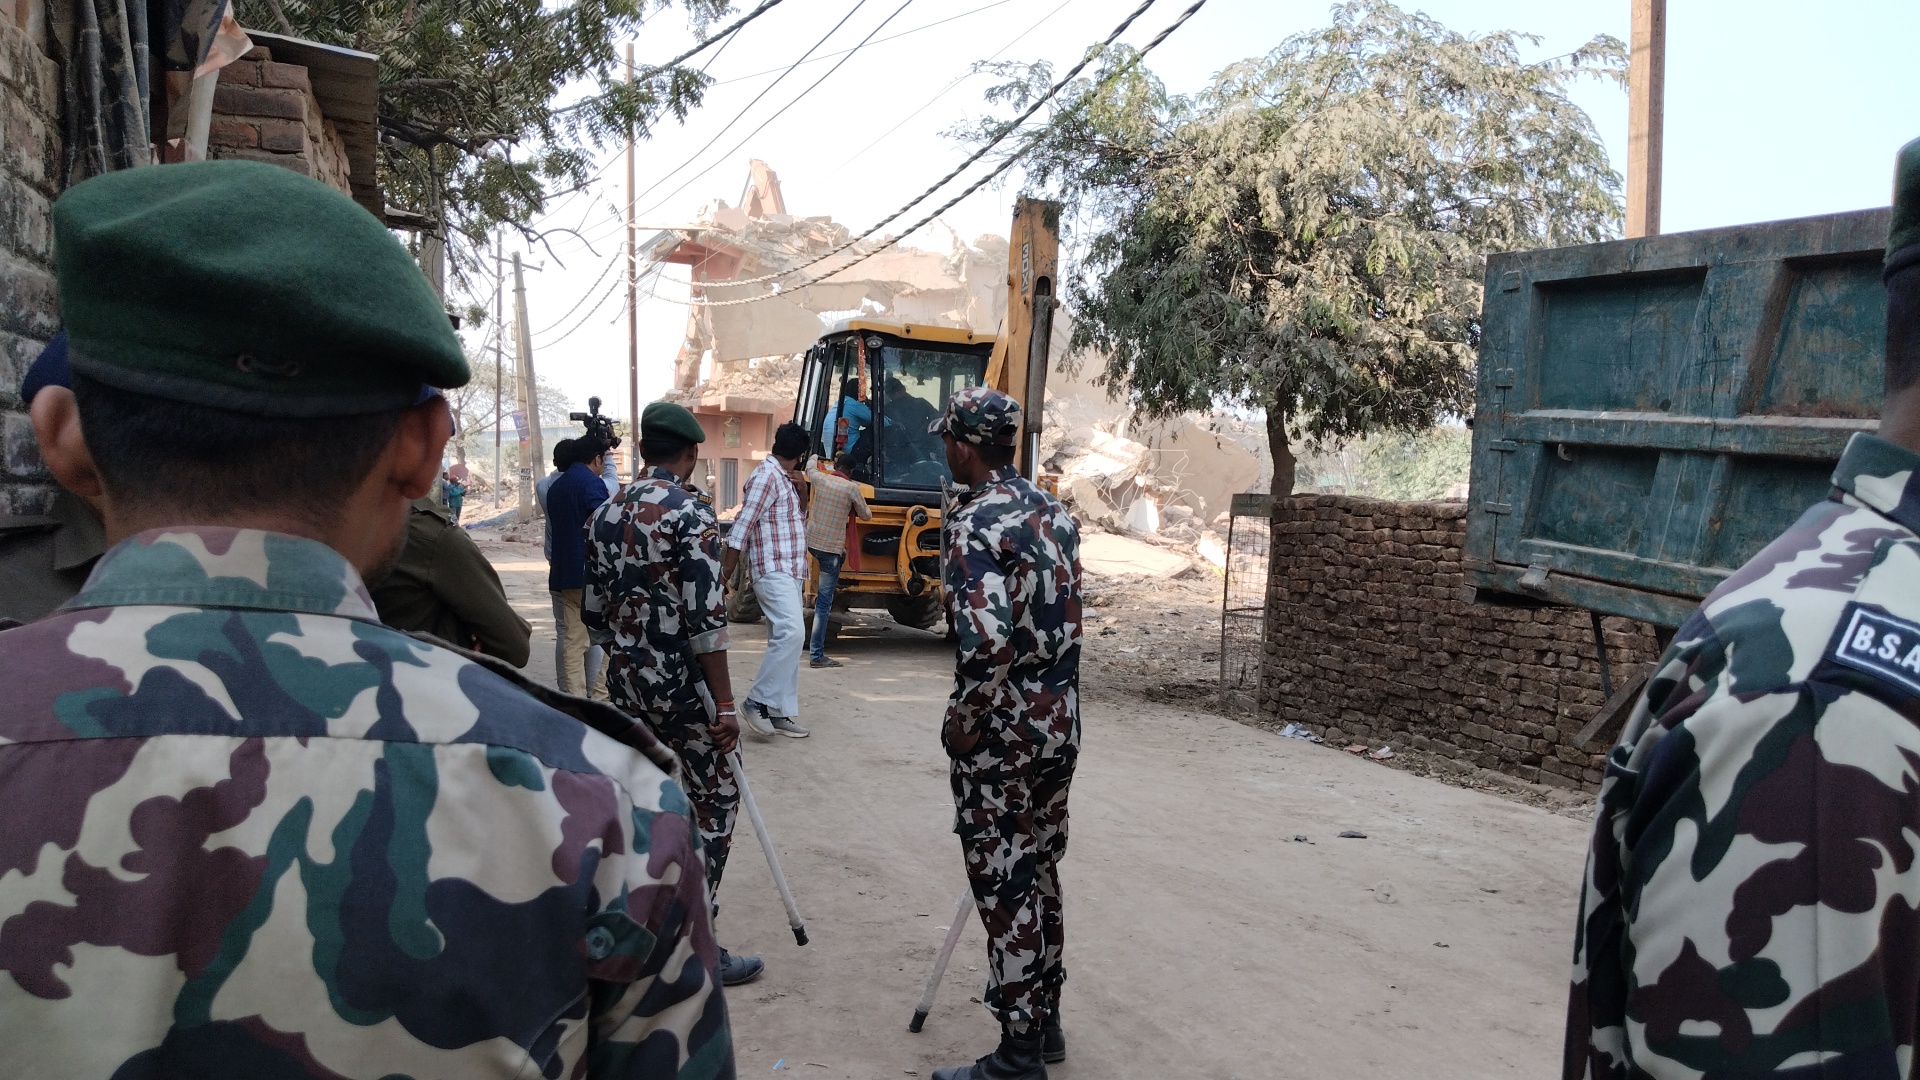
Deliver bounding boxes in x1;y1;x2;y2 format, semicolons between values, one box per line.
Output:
1218;493;1273;712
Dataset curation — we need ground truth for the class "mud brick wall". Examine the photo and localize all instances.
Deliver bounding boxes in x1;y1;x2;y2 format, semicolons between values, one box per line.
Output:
209;46;351;192
0;5;60;515
1259;494;1665;791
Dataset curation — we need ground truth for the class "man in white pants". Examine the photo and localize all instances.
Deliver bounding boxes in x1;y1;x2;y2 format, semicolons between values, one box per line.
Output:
722;421;813;738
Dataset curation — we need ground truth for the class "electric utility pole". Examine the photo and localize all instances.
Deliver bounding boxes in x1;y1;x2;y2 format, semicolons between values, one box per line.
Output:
626;41;640;480
1626;0;1666;238
493;231;504;507
512;252;545;519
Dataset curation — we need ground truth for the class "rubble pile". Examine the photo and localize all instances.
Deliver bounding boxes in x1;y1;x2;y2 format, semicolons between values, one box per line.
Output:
691;353;807;401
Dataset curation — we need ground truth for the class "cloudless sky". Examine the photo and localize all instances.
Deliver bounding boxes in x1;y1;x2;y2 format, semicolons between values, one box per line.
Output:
493;0;1920;419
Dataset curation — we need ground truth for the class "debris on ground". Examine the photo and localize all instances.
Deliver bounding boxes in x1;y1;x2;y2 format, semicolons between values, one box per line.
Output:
1338;830;1368;839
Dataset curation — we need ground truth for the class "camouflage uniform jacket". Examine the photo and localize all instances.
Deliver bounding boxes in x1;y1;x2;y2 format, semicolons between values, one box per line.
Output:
942;465;1083;773
0;527;734;1080
582;467;729;716
1568;432;1920;1080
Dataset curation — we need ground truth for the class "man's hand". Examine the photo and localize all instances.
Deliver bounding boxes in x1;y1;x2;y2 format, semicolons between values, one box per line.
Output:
711;708;740;755
721;545;740;583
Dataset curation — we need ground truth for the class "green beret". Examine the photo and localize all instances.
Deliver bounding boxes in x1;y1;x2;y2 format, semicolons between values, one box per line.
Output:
54;160;468;416
641;400;706;445
1888;136;1920;280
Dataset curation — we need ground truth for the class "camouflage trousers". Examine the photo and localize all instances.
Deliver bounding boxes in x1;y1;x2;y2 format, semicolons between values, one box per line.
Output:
951;752;1076;1030
637;707;740;897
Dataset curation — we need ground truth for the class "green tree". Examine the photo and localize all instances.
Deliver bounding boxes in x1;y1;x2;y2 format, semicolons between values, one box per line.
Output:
973;0;1622;496
233;0;731;288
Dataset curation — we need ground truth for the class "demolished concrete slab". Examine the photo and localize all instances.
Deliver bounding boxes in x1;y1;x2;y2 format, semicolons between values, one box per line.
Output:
1081;532;1194;580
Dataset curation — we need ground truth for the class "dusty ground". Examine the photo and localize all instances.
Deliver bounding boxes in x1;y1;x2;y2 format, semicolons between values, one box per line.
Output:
476;530;1590;1079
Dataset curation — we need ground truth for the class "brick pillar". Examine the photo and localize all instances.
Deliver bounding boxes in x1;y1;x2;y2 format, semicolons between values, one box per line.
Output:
205;47;352;194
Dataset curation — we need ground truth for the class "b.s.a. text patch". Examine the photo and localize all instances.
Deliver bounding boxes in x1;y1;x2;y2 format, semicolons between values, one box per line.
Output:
1830;603;1920;696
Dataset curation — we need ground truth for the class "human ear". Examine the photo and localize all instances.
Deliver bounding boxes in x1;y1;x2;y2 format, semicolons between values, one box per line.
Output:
30;387;107;501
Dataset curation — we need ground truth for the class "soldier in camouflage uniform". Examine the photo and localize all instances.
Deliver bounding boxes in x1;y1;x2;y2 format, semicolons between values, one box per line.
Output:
930;387;1082;1080
0;161;733;1079
583;401;763;988
1566;137;1920;1079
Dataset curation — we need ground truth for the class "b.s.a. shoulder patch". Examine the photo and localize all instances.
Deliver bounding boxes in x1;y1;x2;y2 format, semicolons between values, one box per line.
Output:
1828;603;1920;696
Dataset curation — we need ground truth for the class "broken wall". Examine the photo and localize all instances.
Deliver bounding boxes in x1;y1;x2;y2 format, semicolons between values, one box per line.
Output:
681;218;1010;364
1261;494;1663;791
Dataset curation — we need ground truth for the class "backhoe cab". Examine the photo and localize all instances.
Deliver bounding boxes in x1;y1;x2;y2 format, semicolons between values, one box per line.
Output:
790;197;1060;633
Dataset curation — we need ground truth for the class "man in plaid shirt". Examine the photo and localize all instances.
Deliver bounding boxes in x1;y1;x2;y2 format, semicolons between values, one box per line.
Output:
722;421;813;737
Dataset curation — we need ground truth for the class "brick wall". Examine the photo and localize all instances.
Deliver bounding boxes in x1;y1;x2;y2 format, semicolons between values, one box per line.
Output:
208;46;350;193
1260;494;1664;791
0;4;60;514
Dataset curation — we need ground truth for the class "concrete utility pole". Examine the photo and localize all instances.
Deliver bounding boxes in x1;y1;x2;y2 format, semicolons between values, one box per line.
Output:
512;252;545;520
493;231;504;506
625;41;640;479
1626;0;1666;238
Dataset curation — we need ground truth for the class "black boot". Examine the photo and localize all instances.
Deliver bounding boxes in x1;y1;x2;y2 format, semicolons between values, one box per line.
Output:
1040;1011;1065;1064
930;1024;1047;1080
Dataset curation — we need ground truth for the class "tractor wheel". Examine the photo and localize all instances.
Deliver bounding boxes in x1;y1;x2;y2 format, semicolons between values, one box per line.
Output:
887;593;944;632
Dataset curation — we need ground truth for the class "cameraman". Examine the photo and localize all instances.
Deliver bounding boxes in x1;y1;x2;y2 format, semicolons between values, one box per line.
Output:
546;435;609;699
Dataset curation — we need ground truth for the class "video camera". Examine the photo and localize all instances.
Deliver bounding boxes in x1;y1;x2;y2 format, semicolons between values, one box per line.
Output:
568;396;621;452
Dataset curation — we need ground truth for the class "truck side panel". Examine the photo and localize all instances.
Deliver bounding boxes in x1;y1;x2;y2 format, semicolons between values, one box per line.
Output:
1465;208;1891;625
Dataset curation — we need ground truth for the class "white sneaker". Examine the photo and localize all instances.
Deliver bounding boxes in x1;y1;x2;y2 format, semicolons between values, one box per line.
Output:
741;699;777;737
770;716;810;739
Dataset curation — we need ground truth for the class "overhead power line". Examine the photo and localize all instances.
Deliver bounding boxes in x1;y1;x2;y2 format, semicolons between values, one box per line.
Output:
832;0;1080;172
554;0;791;120
534;261;670;351
674;0;1172;293
708;0;1017;86
661;0;791;70
681;0;1210;307
572;0;878;251
628;0;921;224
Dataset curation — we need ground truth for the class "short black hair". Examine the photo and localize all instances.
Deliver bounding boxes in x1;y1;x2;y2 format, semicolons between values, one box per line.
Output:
73;374;404;523
840;378;860;399
552;438;577;470
1889;264;1920;394
772;421;809;460
640;434;694;464
978;442;1017;469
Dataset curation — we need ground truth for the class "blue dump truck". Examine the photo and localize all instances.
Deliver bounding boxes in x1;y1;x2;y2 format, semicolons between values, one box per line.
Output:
1464;208;1891;632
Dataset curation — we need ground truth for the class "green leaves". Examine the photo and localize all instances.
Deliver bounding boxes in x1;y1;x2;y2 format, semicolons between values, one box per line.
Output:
979;0;1621;491
233;0;728;284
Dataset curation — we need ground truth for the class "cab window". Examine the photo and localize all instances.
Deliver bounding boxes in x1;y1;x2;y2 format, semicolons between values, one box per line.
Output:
876;345;983;489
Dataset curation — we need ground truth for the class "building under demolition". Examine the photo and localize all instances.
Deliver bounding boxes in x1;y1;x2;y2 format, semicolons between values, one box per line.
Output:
641;161;1268;530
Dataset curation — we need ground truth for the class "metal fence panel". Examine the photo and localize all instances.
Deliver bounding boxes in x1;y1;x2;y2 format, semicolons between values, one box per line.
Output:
1220;493;1272;712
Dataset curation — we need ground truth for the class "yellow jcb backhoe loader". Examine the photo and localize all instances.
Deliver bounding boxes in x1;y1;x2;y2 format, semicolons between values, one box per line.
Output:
785;197;1060;639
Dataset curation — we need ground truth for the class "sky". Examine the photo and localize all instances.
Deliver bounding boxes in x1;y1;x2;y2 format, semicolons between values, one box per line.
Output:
487;0;1920;420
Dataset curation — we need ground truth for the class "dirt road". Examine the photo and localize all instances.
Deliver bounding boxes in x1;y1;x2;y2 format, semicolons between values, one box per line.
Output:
477;532;1589;1079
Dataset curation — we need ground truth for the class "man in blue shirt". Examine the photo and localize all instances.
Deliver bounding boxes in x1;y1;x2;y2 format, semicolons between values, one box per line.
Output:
547;436;609;698
824;378;872;463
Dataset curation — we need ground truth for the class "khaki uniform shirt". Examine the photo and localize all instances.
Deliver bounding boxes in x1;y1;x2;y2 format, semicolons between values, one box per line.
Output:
369;496;532;666
0;486;106;628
